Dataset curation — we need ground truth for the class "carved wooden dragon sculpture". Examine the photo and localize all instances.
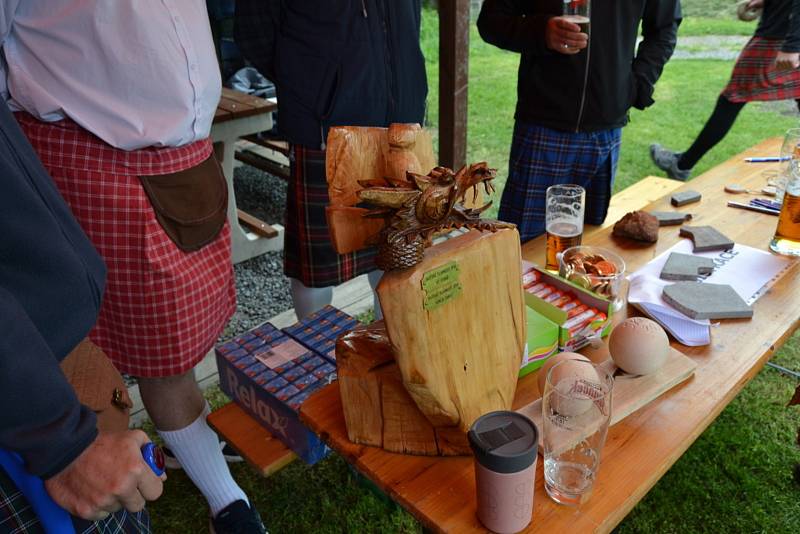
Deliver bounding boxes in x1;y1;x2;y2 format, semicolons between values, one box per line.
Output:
357;162;514;271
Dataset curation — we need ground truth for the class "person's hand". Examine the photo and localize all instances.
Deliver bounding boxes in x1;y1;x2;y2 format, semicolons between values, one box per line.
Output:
44;430;165;521
545;16;588;55
775;51;800;70
746;0;764;10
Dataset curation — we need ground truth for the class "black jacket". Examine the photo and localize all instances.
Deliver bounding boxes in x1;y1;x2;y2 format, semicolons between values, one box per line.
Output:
477;0;681;133
756;0;800;52
235;0;428;148
0;103;105;479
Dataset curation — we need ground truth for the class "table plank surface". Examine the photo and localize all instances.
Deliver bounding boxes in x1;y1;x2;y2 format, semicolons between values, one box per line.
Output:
301;138;800;533
214;87;277;124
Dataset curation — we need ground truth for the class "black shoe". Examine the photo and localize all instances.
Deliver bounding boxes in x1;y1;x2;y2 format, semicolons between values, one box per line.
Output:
162;440;244;470
211;500;267;534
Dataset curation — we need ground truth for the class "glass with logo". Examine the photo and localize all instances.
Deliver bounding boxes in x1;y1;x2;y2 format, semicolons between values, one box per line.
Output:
545;184;585;271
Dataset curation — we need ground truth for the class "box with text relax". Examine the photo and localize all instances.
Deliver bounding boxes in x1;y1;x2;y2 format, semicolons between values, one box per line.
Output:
215;306;358;464
521;262;613;353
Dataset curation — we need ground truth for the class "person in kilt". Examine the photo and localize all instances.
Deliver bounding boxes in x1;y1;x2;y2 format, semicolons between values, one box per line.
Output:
651;0;800;181
2;2;263;532
0;99;160;533
478;0;681;242
235;0;428;318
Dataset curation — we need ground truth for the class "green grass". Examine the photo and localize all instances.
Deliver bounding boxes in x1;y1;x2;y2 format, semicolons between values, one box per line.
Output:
148;3;800;532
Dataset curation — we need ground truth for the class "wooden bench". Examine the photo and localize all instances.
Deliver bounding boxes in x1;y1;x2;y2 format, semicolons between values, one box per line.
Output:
211;88;283;264
203;174;682;478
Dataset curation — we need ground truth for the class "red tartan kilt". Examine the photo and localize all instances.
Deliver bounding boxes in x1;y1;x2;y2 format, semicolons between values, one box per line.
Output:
722;36;800;102
15;113;236;378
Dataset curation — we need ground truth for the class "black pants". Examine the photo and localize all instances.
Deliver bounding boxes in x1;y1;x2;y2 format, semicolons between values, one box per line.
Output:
679;96;800;170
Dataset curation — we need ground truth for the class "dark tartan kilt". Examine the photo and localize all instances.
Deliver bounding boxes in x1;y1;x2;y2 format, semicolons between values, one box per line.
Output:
0;466;150;534
284;144;377;287
722;36;800;102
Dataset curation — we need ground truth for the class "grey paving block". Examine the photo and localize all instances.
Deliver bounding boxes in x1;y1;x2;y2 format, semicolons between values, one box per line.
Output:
650;211;693;226
679;225;735;252
660;252;715;281
671;190;702;207
662;282;753;320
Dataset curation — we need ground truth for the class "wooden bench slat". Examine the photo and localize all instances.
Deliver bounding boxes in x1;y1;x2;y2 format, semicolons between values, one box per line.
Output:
237;209;279;238
207;403;296;477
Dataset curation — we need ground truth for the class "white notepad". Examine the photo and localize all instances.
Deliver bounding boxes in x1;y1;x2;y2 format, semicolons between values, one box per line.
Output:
627;240;793;346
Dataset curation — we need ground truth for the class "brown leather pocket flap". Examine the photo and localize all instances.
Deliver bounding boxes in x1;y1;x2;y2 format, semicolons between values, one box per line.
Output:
61;339;131;413
139;155;227;225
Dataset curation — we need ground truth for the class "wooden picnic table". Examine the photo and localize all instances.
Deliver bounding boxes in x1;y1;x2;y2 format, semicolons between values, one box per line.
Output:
299;137;800;533
212;88;282;264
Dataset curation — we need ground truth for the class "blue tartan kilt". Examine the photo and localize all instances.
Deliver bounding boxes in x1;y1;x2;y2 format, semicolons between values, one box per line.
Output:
498;121;622;243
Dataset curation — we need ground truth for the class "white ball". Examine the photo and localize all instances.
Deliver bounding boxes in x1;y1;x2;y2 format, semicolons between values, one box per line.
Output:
608;317;669;375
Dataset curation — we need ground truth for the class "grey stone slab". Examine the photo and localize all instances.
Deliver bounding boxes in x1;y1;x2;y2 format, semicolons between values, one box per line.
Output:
660;252;715;281
679;225;735;252
662;282;753;320
671;190;702;207
650;211;693;226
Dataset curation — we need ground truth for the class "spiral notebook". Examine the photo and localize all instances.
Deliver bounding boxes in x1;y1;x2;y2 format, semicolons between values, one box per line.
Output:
628;240;794;346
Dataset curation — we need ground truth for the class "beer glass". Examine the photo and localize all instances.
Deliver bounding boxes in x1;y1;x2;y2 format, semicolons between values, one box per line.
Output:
563;0;590;35
542;358;613;506
776;128;800;203
545;184;585;271
770;162;800;256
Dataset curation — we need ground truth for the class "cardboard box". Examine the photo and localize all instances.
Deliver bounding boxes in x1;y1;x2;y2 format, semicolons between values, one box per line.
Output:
520;307;559;377
216;307;357;464
521;263;613;352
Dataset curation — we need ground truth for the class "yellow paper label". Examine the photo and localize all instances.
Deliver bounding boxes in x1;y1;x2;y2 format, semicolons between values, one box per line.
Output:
422;261;462;310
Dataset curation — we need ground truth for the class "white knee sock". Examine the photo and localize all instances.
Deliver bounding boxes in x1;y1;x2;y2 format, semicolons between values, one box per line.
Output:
367;270;384;321
290;278;333;318
157;404;248;515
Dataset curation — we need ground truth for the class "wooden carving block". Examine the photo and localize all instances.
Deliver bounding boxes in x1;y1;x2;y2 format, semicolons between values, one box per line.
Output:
650;211;693;226
671;190;702;207
378;228;526;432
679;225;734;252
659;252;715;281
662;282;753;319
325;124;436;254
336;322;469;455
325;206;386;255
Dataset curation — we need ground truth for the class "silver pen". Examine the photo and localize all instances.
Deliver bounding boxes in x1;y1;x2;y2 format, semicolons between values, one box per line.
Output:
727;201;780;216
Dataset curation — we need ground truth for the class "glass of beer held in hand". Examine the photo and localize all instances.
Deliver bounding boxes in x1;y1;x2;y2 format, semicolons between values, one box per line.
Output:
545;184;586;271
563;0;590;38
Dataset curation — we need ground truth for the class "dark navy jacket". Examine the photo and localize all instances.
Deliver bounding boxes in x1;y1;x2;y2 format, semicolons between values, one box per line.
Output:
0;102;105;479
235;0;428;148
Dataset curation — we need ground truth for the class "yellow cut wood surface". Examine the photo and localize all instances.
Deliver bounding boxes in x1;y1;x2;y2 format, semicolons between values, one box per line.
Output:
378;228;526;432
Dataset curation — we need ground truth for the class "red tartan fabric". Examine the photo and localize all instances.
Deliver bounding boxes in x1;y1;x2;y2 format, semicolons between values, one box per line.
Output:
722;37;800;103
15;113;236;378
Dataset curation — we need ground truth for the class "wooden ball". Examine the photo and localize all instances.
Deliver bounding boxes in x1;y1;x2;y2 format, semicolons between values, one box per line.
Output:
609;317;669;375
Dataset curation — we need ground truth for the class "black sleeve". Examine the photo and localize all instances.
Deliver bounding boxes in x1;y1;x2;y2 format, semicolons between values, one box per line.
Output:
234;0;281;81
631;0;682;110
476;0;553;55
0;287;97;479
782;0;800;52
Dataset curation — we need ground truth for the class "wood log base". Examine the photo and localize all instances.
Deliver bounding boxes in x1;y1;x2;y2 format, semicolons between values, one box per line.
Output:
337;322;470;456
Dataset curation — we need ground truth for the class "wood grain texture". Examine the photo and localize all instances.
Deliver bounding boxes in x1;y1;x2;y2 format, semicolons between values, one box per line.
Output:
520;347;698;450
301;145;800;533
377;228;526;432
337;322;469;455
237;209;279;238
324;124;436;254
214;88;276;124
207;403;296;477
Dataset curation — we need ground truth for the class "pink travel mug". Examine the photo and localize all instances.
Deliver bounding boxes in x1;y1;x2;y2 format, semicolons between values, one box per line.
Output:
468;411;539;534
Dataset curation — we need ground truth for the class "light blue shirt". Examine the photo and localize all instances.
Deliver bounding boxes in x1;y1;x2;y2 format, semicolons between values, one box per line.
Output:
1;0;221;150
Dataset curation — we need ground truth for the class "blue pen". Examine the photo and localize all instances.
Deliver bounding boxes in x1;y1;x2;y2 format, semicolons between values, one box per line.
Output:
744;156;791;162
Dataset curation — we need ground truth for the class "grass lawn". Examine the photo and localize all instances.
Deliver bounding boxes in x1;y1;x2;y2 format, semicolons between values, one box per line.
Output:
148;2;799;532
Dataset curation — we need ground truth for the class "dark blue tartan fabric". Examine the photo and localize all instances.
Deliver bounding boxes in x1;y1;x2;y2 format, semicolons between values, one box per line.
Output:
0;466;150;534
283;145;377;287
498;121;622;243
